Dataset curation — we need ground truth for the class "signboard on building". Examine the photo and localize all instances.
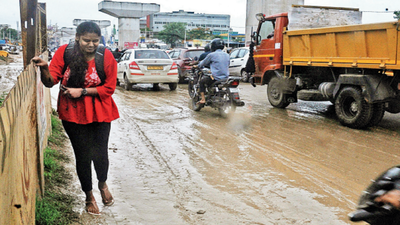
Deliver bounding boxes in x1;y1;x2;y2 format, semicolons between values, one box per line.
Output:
124;42;138;49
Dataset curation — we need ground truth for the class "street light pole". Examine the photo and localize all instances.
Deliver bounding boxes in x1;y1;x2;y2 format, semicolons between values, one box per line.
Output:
184;29;186;48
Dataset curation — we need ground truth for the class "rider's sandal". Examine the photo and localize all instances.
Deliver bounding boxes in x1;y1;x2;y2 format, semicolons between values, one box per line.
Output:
100;187;115;206
85;200;101;216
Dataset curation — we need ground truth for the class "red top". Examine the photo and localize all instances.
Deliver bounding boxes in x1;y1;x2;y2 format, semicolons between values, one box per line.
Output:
49;44;119;124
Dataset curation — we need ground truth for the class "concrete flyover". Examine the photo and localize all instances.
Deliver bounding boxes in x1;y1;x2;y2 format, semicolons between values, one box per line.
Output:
98;1;160;49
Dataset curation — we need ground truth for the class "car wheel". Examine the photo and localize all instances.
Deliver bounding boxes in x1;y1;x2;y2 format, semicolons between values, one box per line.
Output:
240;70;249;82
153;83;160;91
124;75;131;91
168;83;178;91
178;66;184;83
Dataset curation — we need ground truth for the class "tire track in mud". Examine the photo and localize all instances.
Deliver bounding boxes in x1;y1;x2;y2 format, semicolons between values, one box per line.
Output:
113;87;281;224
108;84;395;224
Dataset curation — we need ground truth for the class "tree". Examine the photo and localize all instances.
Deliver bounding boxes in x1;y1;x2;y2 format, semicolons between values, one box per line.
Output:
187;27;213;40
157;22;185;48
0;27;18;41
394;11;400;20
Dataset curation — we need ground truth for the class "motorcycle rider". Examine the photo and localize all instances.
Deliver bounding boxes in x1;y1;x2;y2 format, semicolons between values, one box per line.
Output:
198;44;211;61
196;38;230;104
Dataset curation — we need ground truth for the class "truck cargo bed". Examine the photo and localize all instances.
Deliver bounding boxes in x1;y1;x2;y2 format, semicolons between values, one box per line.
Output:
283;21;400;70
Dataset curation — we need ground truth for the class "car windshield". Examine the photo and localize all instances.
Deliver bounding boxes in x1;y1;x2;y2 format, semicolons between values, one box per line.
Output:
184;50;204;59
135;50;170;59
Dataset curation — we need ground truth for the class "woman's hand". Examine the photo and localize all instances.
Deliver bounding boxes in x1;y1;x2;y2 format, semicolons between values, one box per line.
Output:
31;56;48;68
62;86;85;99
31;56;54;87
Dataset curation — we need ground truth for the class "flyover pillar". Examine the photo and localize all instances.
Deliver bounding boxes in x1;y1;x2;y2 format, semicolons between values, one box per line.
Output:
98;1;160;49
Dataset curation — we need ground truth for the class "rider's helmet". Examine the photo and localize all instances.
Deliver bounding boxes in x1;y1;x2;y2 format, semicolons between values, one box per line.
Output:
204;44;211;52
210;38;225;52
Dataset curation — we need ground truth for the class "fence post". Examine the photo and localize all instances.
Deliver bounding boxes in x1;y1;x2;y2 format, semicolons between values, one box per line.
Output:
19;0;38;68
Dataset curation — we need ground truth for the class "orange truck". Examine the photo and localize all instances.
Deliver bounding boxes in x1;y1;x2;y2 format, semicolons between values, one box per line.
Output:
250;7;400;129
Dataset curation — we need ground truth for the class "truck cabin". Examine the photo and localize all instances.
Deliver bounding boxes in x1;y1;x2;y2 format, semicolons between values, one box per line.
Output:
252;13;288;84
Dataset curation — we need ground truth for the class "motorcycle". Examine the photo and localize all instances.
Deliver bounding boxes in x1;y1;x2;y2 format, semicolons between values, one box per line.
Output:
188;66;245;117
348;165;400;225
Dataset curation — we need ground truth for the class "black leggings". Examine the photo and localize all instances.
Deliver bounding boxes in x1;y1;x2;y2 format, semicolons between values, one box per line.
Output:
62;121;111;192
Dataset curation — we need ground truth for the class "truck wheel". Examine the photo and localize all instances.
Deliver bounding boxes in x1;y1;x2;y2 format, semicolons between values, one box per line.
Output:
366;103;385;127
334;86;373;129
267;77;290;108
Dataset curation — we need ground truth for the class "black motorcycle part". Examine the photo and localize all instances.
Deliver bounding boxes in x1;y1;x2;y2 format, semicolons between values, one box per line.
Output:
349;165;400;225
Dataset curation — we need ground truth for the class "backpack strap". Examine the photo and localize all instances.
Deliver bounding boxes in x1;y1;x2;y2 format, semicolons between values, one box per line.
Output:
95;45;106;86
61;42;106;86
62;42;75;75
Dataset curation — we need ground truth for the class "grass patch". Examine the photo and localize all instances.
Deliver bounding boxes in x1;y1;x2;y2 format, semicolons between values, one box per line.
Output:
0;92;8;107
35;111;79;225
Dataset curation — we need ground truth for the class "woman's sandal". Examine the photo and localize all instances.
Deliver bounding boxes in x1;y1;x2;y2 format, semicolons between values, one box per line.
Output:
85;200;101;216
100;187;115;206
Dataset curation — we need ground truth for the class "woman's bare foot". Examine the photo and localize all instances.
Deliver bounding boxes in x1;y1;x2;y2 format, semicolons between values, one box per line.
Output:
99;182;115;206
85;191;100;215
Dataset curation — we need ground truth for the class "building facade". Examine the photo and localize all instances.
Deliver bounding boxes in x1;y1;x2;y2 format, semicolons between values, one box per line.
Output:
245;0;304;44
149;10;230;33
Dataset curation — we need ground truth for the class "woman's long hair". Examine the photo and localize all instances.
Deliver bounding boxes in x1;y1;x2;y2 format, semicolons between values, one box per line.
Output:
67;21;101;87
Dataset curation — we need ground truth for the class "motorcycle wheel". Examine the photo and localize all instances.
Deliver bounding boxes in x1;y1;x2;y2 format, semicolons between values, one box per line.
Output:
188;79;195;98
191;95;203;111
219;91;236;117
188;80;202;111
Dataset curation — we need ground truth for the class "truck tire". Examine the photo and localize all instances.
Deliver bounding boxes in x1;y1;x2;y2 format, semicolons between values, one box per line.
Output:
334;86;373;129
267;77;290;108
366;103;385;127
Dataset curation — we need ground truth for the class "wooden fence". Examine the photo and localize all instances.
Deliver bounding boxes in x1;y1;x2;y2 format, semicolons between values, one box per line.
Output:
0;1;52;224
0;61;52;224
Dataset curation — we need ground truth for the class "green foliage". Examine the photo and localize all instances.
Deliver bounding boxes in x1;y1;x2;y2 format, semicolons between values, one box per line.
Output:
35;113;78;225
395;11;400;19
0;92;7;107
48;110;67;146
157;22;186;48
0;27;18;41
187;27;213;40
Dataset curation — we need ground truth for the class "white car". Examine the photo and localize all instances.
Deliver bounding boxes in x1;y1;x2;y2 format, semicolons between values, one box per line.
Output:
228;47;249;82
117;49;179;90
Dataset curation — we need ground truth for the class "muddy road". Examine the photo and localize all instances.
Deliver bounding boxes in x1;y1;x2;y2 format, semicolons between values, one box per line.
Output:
55;82;400;225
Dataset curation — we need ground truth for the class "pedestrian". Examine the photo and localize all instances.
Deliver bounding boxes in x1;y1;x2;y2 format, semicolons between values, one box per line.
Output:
32;21;119;215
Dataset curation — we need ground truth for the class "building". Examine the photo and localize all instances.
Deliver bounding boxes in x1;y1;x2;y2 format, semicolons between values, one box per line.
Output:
245;0;304;44
149;10;231;33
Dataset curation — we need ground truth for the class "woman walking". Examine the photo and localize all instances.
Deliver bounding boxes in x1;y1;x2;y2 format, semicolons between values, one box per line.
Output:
32;21;119;215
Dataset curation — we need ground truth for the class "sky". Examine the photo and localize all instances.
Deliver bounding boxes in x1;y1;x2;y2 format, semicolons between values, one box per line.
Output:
1;0;400;34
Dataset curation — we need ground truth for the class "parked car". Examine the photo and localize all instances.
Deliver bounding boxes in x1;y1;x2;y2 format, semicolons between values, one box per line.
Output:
117;49;179;91
228;47;249;82
168;48;204;83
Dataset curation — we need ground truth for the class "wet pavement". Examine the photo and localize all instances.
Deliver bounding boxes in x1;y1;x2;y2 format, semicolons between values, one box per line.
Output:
50;81;400;225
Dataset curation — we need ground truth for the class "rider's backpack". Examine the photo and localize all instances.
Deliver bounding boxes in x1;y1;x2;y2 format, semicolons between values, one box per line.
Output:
62;42;106;85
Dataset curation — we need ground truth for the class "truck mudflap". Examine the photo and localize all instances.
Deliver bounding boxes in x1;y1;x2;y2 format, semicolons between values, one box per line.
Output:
333;74;397;103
